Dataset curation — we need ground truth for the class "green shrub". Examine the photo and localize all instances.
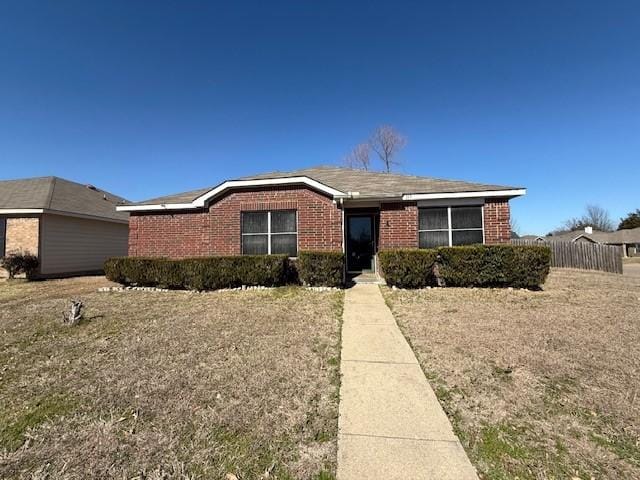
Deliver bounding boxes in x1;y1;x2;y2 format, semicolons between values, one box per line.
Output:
105;253;347;290
378;249;438;288
438;245;551;288
297;251;345;287
379;245;551;289
0;253;39;279
105;255;288;290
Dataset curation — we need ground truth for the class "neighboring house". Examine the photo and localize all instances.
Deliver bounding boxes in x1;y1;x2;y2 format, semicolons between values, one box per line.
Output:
0;177;129;277
117;166;525;274
519;234;547;242
529;226;640;257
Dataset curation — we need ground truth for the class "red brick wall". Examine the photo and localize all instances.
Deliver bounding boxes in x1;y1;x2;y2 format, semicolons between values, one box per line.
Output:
128;190;512;257
128;210;211;258
483;198;511;244
210;187;342;254
378;202;419;249
128;186;342;258
376;199;511;249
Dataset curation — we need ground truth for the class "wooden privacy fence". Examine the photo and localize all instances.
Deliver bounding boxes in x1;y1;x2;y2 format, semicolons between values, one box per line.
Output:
512;239;623;274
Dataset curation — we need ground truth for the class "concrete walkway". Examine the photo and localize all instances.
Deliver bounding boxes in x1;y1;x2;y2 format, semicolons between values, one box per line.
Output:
337;284;478;479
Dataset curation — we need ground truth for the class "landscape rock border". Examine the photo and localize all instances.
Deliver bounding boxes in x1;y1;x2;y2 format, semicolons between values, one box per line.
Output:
97;285;341;294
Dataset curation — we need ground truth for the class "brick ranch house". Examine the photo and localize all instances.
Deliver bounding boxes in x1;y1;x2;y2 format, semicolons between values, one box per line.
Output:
117;166;525;274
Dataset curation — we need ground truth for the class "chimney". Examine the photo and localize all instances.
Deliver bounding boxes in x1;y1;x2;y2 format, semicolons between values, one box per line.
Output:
584;226;593;234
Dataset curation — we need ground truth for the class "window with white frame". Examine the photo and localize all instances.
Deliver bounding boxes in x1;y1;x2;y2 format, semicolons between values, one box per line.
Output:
418;206;484;248
241;210;298;256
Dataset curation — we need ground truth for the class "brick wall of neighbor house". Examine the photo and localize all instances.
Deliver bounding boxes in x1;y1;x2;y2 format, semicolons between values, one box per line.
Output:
379;202;419;249
210;186;342;255
5;217;40;255
483;198;511;244
128;186;343;257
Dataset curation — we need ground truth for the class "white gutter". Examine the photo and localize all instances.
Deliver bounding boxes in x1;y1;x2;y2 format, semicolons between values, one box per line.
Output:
0;208;45;214
402;189;526;201
116;203;194;212
0;208;128;224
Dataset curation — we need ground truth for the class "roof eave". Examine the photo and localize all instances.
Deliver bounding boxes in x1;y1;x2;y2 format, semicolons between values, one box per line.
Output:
117;176;347;212
402;188;526;201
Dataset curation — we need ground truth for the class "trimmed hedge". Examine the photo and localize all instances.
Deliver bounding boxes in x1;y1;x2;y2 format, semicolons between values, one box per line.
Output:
104;252;346;290
297;251;345;287
377;249;439;289
379;245;551;289
104;255;288;290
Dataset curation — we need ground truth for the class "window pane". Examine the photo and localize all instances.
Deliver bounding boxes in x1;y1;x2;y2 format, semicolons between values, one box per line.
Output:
451;206;482;229
419;231;449;248
452;230;483;246
242;212;268;234
271;210;296;233
271;234;298;256
242;234;268;254
419;208;448;230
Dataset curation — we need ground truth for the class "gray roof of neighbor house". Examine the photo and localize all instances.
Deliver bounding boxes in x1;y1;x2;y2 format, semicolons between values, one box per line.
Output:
0;176;129;222
543;227;640;245
123;166;522;206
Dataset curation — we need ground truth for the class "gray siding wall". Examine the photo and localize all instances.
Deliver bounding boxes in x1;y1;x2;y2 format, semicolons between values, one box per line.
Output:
40;213;128;275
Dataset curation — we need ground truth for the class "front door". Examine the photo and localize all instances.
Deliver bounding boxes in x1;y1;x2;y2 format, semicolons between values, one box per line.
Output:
347;215;375;272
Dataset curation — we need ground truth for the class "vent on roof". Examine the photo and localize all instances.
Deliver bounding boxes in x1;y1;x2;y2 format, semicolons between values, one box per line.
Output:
584;226;593;234
86;184;97;191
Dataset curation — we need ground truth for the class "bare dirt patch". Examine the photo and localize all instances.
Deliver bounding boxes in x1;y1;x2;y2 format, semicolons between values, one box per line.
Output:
1;277;342;479
383;269;640;479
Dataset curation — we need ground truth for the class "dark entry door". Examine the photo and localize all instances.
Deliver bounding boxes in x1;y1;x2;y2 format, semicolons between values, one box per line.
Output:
347;215;375;272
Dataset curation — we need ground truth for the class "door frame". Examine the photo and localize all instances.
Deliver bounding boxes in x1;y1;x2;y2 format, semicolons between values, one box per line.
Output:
345;212;378;273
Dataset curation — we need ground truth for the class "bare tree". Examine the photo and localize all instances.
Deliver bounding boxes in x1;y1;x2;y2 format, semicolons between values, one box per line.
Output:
343;143;371;171
561;204;615;232
510;217;521;238
369;125;407;173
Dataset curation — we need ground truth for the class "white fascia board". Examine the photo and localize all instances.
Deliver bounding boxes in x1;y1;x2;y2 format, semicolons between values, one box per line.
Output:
0;208;45;214
192;177;346;206
402;189;526;201
116;203;195;212
115;177;347;212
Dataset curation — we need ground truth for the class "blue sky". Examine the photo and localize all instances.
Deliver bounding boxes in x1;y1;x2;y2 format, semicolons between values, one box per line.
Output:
1;1;638;234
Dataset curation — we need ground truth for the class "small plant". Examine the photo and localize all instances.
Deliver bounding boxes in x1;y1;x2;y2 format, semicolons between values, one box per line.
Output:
61;300;84;326
0;252;39;279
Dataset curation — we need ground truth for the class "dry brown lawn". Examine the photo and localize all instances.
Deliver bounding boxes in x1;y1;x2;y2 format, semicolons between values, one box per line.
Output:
383;269;640;480
0;277;342;480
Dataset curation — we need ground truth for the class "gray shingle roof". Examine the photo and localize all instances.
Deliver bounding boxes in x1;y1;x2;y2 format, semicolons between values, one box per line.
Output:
0;176;128;222
125;166;522;206
548;228;640;244
241;166;520;198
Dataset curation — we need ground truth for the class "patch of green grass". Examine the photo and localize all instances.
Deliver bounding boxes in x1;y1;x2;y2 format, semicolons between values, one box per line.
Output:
265;286;303;299
204;426;296;479
0;393;77;451
474;424;536;480
327;356;339;367
313;470;335;480
590;432;640;466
